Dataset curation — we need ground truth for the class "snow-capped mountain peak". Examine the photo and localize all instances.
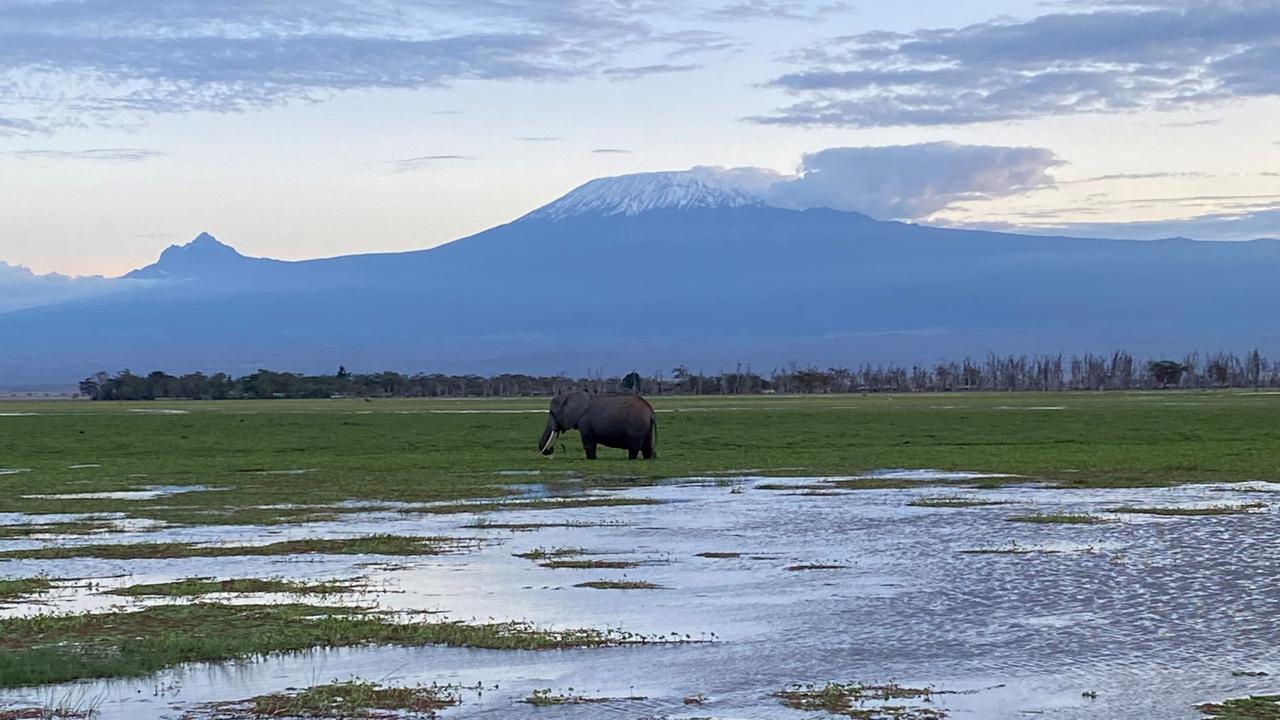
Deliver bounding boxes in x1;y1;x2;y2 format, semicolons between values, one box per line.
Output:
522;169;769;221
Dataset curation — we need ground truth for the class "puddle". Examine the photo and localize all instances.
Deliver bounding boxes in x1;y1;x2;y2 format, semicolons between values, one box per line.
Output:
0;468;32;476
21;485;222;501
0;412;39;417
126;409;190;415
857;468;1020;482
2;477;1278;719
251;469;316;476
68;464;102;470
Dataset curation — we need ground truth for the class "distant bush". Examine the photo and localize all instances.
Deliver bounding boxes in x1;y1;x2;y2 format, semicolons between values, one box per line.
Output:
78;349;1279;400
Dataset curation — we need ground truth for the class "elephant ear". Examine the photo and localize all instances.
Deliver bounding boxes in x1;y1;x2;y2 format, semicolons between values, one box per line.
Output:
559;392;591;429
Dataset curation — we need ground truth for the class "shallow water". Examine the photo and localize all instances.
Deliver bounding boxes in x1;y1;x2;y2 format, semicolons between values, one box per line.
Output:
20;485;223;501
3;476;1279;719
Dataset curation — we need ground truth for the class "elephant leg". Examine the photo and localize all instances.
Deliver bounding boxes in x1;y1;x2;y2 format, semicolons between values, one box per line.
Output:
641;430;656;460
628;448;640;460
580;429;598;460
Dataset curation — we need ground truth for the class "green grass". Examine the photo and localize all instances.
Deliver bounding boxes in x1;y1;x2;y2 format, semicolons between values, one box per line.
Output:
0;521;123;539
909;497;1012;508
1111;503;1267;516
4;392;1280;528
540;559;641;569
1006;513;1111;524
108;577;361;597
573;580;664;590
1199;695;1280;719
236;680;459;718
0;535;476;560
522;688;647;706
0;577;54;602
774;682;948;719
0;603;673;688
513;547;588;561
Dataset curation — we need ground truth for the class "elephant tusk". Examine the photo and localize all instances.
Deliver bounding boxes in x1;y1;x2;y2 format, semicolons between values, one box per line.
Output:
541;431;560;454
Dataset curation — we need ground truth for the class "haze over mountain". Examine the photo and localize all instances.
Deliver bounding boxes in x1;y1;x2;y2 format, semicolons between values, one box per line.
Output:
3;170;1278;385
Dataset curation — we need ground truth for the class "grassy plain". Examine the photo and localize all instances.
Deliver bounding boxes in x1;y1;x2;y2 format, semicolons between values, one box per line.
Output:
2;391;1279;526
0;603;666;688
1;391;1278;694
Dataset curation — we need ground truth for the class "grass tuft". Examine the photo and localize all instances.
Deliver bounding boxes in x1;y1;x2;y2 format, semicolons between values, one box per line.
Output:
0;577;55;602
775;682;948;719
108;577;362;597
0;535;478;561
0;603;677;688
573;580;663;590
1199;695;1280;719
1006;513;1110;524
248;680;459;718
1111;503;1267;517
908;497;1011;508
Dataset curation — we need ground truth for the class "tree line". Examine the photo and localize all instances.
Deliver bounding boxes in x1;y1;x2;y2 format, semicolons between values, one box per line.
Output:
77;350;1280;400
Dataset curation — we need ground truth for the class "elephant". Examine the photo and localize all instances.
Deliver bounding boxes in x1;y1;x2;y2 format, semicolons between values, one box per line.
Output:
538;390;657;460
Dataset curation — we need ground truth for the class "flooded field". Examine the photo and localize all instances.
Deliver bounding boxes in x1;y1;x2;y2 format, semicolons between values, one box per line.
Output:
4;473;1279;719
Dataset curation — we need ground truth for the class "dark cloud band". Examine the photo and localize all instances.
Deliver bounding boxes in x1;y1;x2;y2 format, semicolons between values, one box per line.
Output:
754;1;1280;127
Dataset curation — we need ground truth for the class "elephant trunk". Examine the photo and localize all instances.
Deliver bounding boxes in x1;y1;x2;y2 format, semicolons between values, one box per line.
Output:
538;416;559;455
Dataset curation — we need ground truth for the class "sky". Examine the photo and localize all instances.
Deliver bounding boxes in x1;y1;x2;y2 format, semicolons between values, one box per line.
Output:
1;0;1279;279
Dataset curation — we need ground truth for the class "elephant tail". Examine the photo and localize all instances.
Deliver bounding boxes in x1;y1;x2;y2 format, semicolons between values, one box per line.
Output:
650;415;658;458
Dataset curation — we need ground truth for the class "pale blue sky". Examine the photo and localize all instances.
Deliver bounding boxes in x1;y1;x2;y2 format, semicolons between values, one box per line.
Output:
2;0;1278;277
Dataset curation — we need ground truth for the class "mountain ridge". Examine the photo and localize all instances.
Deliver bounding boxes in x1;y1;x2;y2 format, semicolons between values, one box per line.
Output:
3;172;1280;384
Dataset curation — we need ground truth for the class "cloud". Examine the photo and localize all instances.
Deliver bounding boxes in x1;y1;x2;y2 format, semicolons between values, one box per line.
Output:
602;64;700;80
745;142;1062;220
965;207;1280;242
1065;171;1210;183
0;1;726;131
9;148;165;162
706;1;852;22
0;262;148;314
591;148;634;154
517;136;564;143
754;1;1280;127
0;117;44;136
386;155;472;173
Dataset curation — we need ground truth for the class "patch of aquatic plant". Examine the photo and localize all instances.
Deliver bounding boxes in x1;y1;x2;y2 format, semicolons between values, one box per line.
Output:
203;679;460;719
775;682;948;719
1198;694;1280;719
1006;513;1111;524
0;521;122;539
756;483;836;491
908;497;1012;508
513;547;588;561
540;559;641;570
696;552;742;559
522;688;647;706
574;580;664;590
0;534;478;561
0;603;682;688
833;478;973;491
786;564;849;571
0;577;54;602
1111;503;1268;517
427;496;661;518
959;542;1062;555
133;506;346;527
108;577;362;597
467;519;624;531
